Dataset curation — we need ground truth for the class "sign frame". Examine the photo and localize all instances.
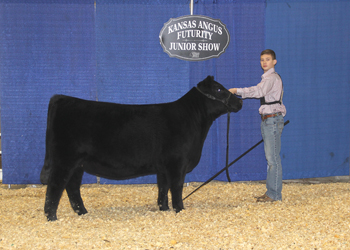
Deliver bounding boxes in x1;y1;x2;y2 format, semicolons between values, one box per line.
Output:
159;15;230;61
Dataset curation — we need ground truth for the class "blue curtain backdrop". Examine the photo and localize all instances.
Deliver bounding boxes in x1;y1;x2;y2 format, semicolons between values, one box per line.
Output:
265;0;350;179
0;0;349;184
0;0;97;184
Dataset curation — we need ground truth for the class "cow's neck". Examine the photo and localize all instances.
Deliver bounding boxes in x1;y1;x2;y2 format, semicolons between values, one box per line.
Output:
179;88;226;132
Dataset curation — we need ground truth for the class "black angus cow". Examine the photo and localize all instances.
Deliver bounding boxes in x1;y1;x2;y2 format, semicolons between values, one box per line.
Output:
40;76;242;221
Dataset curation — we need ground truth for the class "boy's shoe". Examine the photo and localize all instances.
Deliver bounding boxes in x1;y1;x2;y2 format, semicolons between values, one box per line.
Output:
256;194;276;202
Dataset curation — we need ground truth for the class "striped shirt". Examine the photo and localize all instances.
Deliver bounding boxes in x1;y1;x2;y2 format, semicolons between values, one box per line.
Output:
236;68;286;116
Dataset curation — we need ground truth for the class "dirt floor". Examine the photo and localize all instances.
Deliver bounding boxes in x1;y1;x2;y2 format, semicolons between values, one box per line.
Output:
0;177;349;249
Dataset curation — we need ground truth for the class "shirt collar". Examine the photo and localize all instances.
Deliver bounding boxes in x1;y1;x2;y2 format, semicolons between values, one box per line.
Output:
262;68;275;79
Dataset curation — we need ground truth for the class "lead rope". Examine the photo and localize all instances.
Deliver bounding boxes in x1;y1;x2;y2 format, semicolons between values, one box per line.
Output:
225;112;231;182
183;120;290;201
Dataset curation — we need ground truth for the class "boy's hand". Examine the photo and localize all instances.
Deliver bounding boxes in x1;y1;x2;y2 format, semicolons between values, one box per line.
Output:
229;88;237;94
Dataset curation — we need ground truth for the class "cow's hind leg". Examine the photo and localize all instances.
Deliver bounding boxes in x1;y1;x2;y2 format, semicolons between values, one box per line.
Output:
44;166;71;221
65;166;87;216
157;173;170;211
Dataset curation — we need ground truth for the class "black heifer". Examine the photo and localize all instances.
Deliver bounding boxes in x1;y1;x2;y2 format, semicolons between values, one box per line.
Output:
40;76;242;221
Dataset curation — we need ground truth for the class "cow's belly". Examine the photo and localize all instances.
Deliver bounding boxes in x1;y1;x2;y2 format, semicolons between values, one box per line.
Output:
82;159;157;180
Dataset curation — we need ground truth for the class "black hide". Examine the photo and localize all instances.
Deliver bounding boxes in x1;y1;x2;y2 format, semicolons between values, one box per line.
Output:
40;76;242;221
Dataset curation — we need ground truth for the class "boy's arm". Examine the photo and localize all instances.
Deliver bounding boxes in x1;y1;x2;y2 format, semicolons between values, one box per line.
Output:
230;77;274;98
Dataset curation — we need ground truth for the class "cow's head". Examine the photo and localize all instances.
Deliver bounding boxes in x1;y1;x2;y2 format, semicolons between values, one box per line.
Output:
196;76;243;113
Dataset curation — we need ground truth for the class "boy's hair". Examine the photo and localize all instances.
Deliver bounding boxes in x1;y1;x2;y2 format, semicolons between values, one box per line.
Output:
261;49;276;60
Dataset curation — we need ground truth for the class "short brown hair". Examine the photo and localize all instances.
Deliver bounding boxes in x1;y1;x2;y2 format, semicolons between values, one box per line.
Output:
261;49;276;60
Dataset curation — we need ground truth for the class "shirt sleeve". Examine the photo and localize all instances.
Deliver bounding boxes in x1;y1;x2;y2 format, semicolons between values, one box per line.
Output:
236;75;275;99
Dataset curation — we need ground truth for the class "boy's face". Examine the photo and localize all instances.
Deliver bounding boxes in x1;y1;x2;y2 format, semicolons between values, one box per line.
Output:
260;54;277;73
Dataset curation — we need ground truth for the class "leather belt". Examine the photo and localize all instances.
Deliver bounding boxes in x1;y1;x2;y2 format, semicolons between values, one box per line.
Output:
261;112;282;121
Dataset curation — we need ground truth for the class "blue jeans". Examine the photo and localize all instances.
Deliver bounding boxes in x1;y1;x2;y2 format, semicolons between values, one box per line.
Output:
261;114;284;201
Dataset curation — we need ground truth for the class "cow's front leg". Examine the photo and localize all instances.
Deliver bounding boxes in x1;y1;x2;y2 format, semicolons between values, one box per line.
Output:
169;172;185;213
66;167;87;216
157;173;170;211
170;183;184;213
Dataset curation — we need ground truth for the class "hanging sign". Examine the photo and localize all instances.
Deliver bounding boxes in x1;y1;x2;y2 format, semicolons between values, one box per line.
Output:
159;15;230;61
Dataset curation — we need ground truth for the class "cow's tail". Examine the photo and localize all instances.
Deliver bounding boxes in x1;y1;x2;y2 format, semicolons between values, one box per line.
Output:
40;95;61;185
40;159;50;185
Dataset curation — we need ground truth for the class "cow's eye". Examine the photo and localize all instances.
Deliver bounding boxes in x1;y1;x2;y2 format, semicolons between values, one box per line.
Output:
217;88;221;92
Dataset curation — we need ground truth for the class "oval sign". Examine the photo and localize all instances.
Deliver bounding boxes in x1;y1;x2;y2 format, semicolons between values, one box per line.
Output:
159;15;230;61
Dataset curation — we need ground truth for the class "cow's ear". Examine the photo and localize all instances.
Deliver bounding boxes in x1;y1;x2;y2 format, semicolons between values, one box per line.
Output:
207;75;214;81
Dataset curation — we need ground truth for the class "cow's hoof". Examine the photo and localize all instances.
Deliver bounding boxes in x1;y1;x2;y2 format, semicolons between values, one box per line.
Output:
46;215;57;221
75;207;88;215
45;211;58;221
159;205;169;211
77;210;88;216
174;207;184;213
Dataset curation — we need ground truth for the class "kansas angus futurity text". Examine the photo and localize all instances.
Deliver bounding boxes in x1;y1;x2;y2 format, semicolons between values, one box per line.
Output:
159;15;230;61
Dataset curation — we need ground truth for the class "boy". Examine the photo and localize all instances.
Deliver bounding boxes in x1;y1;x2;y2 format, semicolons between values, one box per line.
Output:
229;49;286;202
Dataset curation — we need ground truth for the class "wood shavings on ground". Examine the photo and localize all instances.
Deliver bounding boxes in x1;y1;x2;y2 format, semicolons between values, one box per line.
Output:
0;181;350;249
